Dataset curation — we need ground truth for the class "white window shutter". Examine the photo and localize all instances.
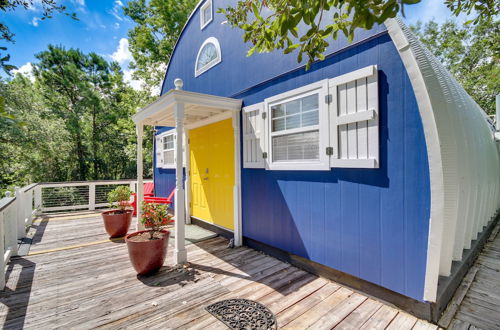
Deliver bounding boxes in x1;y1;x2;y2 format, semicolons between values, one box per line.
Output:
243;103;266;168
155;135;164;168
329;65;379;168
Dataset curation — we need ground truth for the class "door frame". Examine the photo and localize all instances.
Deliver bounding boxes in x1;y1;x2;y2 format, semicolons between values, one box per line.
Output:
184;111;242;246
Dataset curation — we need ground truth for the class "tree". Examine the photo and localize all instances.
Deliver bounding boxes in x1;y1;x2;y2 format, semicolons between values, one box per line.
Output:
0;0;77;74
219;0;499;69
411;18;499;115
123;0;197;93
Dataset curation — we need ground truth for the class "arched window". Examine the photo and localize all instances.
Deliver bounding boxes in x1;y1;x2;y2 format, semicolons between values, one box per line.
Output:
195;37;221;77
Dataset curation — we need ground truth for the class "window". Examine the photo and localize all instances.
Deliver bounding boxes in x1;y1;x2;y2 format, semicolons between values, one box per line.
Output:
195;37;221;77
265;80;330;170
200;0;212;30
162;134;174;165
242;65;380;170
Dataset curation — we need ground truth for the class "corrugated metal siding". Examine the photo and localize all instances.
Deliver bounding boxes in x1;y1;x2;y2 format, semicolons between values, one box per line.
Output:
158;1;430;301
389;18;500;281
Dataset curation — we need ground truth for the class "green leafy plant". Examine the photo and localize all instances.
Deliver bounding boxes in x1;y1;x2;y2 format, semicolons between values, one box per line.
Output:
107;186;133;212
141;202;173;239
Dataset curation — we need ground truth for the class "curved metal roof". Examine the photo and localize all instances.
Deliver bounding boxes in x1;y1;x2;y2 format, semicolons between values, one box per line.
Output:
386;17;500;302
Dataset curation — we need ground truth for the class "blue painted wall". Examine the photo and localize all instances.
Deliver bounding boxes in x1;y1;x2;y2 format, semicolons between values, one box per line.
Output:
156;0;431;301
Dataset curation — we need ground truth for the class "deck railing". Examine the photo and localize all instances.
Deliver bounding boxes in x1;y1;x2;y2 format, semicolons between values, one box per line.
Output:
0;179;152;289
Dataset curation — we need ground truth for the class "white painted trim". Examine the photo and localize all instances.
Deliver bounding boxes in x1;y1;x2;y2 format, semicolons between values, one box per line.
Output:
136;123;145;231
242;102;266;168
174;102;187;264
233;112;243;247
184;130;191;225
385;18;445;302
132;89;241;125
328;65;377;87
185;111;232;130
195;37;221;77
199;0;213;30
337;109;376;125
265;79;330;171
330;159;377;168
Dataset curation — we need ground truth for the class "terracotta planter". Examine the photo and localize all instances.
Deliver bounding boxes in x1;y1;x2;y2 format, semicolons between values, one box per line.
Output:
125;230;170;275
101;209;132;238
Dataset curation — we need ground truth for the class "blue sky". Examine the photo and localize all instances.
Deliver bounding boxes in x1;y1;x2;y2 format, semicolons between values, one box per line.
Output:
2;0;463;89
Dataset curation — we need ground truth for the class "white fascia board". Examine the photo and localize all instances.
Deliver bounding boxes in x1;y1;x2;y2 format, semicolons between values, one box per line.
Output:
385;18;445;303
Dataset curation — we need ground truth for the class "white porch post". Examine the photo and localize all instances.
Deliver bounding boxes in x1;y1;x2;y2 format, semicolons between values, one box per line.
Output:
232;112;243;247
136;123;145;230
174;78;187;264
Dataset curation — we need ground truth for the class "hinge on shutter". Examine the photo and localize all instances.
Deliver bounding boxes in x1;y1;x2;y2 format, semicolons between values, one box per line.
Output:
262;112;267;120
325;94;332;104
262;152;268;159
326;147;334;156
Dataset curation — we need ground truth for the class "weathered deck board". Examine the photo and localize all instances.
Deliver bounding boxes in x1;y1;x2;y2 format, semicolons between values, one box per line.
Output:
0;211;440;329
446;220;500;330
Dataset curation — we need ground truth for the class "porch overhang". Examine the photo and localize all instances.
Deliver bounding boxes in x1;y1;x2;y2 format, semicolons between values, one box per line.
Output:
132;89;242;126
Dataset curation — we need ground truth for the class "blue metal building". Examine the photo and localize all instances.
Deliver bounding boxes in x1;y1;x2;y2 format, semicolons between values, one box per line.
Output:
132;0;500;321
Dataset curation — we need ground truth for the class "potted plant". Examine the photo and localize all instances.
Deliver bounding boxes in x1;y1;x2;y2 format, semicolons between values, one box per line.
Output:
125;202;173;275
101;186;133;238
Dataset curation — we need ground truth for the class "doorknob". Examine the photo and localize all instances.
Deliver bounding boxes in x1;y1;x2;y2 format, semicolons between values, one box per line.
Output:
203;177;209;180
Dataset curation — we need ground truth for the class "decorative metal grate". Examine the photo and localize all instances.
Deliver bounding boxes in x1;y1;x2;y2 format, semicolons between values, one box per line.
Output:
205;298;277;330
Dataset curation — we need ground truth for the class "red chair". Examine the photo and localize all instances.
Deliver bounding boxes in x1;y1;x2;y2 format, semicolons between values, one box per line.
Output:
131;184;175;216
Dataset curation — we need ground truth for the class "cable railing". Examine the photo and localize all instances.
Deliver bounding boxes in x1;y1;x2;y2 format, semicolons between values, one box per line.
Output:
0;179;152;290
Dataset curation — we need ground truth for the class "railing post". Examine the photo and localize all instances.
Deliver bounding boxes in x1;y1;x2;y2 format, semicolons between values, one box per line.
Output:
15;188;25;239
89;183;96;211
0;210;5;290
34;185;42;215
26;190;33;226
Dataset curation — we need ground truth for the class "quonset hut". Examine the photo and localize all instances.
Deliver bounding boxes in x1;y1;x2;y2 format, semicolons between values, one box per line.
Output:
132;1;500;321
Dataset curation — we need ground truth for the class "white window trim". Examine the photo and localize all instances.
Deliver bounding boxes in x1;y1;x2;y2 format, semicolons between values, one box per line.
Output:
157;131;176;169
200;0;213;30
264;80;330;171
195;37;221;77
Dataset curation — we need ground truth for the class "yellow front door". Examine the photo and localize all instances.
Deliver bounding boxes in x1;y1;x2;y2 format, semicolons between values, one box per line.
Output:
190;119;234;230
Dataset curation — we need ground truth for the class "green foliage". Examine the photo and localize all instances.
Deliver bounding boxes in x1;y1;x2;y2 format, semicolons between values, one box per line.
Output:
123;0;197;93
141;202;172;239
411;18;499;115
444;0;499;25
0;46;154;194
220;0;498;70
108;186;133;211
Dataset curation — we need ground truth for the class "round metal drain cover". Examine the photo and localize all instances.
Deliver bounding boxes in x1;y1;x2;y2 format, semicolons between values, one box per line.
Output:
205;298;277;329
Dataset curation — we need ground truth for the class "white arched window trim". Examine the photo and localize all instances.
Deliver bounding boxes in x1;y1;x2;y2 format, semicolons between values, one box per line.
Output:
195;37;222;77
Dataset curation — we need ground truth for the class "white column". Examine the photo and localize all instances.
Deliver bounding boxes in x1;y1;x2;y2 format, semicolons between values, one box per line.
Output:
136;123;145;231
232;112;243;247
174;100;187;264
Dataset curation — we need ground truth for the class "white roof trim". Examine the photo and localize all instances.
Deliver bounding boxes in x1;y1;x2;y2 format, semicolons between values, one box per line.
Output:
386;17;500;303
132;89;242;126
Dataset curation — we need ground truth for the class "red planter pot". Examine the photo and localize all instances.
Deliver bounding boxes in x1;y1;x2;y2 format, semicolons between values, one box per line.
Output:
101;209;132;238
125;230;170;275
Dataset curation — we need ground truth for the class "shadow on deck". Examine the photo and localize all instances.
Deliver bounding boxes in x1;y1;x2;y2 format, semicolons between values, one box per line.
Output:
0;211;440;329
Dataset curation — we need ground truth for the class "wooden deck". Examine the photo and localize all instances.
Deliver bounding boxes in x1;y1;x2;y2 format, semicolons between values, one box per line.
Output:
0;211;441;329
443;221;500;330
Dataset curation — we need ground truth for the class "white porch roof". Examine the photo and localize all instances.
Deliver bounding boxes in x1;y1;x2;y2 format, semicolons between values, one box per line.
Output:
132;89;242;126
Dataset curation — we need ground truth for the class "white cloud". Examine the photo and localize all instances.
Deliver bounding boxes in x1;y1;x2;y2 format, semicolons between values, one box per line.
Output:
73;0;85;5
31;17;41;27
114;22;120;29
109;0;124;21
12;62;35;81
123;69;142;91
111;38;133;65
